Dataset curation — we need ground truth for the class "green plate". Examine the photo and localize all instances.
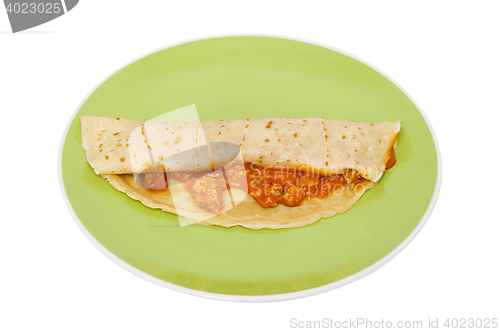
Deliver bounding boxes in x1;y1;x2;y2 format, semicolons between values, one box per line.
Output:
59;36;440;301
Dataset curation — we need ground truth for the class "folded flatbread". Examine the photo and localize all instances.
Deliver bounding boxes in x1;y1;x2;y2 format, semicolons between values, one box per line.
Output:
81;116;400;229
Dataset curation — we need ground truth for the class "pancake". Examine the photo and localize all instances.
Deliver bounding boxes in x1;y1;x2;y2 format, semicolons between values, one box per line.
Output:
81;116;400;229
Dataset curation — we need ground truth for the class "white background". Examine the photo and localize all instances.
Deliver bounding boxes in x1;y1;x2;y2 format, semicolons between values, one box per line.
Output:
1;1;499;331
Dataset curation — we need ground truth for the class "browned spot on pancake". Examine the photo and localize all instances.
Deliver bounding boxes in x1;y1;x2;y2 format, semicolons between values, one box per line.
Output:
265;121;273;129
218;132;221;135
113;132;121;136
116;118;120;120
277;138;281;142
293;133;298;138
120;157;125;162
99;144;103;148
265;139;269;142
342;135;346;139
105;155;109;160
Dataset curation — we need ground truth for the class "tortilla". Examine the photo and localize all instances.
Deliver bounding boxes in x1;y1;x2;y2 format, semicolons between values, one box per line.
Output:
102;174;375;229
82;116;400;181
81;116;400;229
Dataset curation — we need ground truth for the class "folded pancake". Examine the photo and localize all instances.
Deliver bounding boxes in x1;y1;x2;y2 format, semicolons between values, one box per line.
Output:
81;116;400;229
101;173;375;229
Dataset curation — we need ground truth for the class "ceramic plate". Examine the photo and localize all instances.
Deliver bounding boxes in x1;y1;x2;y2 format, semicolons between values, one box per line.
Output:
59;36;440;301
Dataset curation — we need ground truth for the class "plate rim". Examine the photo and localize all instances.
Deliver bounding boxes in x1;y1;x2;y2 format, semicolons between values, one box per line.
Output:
58;33;442;303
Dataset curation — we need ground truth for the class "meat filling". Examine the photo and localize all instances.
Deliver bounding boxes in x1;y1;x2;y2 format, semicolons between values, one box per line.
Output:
136;147;396;214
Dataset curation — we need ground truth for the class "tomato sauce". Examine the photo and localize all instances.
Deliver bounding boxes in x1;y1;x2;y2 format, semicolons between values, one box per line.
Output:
240;164;349;208
136;162;366;214
182;175;226;215
135;164;167;193
386;147;397;169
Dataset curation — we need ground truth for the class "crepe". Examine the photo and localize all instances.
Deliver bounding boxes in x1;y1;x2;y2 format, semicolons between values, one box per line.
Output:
102;173;375;229
81;116;400;229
